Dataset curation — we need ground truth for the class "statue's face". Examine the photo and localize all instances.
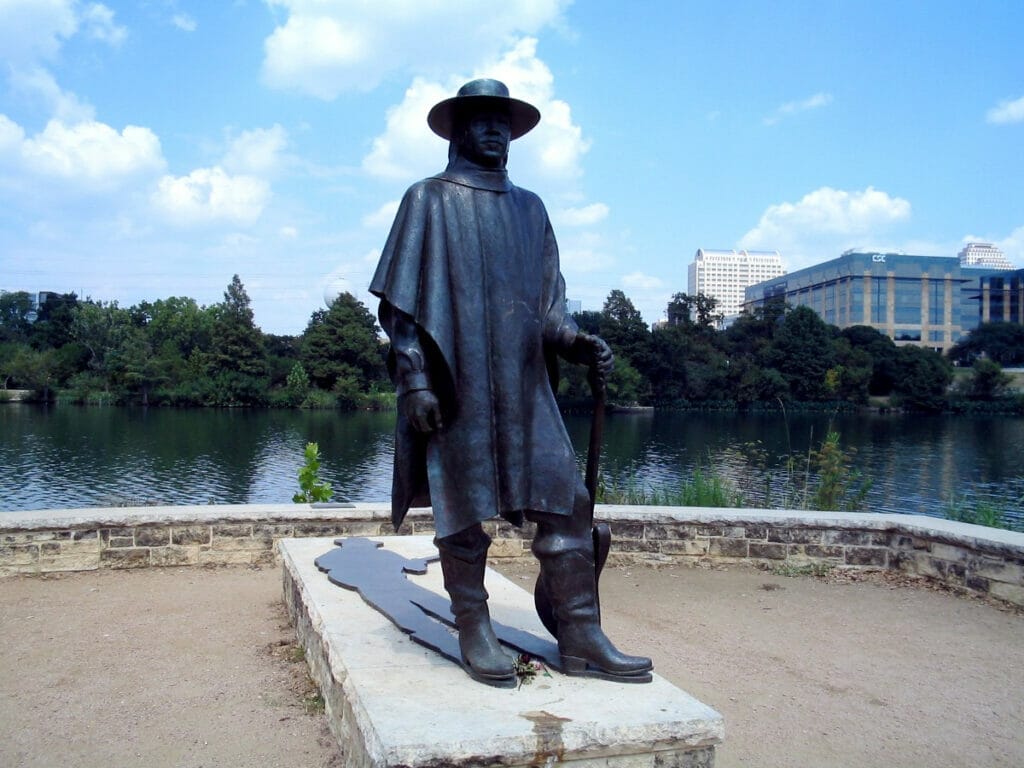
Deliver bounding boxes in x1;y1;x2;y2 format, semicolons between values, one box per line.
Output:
459;110;511;168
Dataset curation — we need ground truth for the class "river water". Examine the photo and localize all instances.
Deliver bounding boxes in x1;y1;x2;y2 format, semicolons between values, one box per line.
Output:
2;405;1022;525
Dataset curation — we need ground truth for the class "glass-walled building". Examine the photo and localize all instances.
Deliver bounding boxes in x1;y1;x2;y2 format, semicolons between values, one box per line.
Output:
744;251;1019;353
972;270;1024;325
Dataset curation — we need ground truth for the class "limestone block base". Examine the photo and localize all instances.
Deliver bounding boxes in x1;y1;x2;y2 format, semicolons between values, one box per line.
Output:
280;536;724;767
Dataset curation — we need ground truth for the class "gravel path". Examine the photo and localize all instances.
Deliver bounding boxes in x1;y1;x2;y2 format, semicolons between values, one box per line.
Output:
2;561;1023;767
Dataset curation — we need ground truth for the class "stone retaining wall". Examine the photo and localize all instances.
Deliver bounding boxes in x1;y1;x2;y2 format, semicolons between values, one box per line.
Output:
3;503;1023;607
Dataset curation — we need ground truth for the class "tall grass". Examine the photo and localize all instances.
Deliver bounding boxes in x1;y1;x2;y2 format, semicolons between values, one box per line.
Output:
943;493;1021;532
597;465;744;507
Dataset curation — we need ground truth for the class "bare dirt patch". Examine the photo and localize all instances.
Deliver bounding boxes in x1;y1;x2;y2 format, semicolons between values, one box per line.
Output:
2;560;1023;767
498;559;1024;768
0;565;340;768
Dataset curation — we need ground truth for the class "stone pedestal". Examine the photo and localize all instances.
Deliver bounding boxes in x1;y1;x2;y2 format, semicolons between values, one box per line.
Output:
280;536;724;767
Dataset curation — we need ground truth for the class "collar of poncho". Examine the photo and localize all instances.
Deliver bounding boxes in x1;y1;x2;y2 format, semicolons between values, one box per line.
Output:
434;156;512;192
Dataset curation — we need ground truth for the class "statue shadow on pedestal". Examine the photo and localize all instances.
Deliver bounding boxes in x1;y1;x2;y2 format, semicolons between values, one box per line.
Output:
315;537;564;673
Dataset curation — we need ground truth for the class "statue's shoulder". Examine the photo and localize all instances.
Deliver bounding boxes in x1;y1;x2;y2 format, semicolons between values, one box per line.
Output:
509;184;549;218
400;176;456;205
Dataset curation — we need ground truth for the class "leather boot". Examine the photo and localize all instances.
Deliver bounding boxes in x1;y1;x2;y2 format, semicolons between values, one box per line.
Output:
436;529;516;688
536;546;653;682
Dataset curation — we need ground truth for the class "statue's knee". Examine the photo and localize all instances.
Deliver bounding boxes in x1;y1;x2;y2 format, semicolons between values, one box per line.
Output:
435;523;491;562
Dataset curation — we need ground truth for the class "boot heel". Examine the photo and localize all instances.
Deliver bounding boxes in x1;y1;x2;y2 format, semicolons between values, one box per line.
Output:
560;654;589;675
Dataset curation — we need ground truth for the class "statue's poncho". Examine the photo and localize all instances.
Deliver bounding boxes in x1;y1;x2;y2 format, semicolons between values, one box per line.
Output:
369;164;581;539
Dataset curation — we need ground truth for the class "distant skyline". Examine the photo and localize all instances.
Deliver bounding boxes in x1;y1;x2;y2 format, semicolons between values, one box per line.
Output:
2;1;1022;333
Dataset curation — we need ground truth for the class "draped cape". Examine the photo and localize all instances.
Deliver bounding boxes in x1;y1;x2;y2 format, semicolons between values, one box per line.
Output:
369;169;580;539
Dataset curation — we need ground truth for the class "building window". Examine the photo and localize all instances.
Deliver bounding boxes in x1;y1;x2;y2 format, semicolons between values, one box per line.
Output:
894;279;919;325
872;278;886;323
929;280;943;325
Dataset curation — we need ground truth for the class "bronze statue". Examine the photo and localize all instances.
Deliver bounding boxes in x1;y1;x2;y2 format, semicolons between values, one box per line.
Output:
370;79;652;688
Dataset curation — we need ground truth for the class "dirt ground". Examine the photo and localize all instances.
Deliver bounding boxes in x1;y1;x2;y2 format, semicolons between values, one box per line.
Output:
2;561;1023;768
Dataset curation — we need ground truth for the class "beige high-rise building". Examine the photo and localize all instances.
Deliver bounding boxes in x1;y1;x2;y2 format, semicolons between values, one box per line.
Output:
958;242;1013;270
687;249;785;323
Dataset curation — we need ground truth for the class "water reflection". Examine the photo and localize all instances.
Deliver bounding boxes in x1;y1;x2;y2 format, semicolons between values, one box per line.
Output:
2;405;1021;525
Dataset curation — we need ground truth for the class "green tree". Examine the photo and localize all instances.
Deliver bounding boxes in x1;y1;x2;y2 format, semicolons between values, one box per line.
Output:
110;327;166;404
666;292;722;329
841;325;900;396
29;292;79;350
11;347;58;401
285;361;311;406
766;306;835;401
571;310;602;335
0;291;35;343
70;300;135;383
965;358;1012;400
891;345;953;412
265;333;302;388
207;275;269;405
300;292;385;398
597;290;653;394
949;322;1024;367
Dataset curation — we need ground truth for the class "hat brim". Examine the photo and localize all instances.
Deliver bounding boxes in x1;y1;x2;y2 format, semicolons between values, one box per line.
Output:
427;95;541;141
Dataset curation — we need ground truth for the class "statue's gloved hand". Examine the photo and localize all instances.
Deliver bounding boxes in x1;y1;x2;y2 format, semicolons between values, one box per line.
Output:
571;333;614;378
402;389;444;433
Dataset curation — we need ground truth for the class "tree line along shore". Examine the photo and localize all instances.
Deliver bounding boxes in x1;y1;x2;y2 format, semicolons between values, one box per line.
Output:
2;276;1023;414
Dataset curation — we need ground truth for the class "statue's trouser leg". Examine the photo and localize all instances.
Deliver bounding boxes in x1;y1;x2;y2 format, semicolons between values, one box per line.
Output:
434;524;516;687
527;492;653;679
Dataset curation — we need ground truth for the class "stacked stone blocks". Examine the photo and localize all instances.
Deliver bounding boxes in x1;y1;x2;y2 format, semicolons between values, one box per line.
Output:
2;504;1022;608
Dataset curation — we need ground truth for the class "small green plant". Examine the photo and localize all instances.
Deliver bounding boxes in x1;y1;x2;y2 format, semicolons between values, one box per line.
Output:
514;653;550;688
302;689;325;715
943;492;1016;531
293;442;333;503
771;561;834;578
808;430;872;512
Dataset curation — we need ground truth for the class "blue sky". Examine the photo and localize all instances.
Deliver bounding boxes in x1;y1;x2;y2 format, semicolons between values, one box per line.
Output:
2;0;1022;334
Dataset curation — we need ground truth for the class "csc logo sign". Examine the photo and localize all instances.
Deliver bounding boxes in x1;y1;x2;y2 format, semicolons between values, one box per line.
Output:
872;254;887;263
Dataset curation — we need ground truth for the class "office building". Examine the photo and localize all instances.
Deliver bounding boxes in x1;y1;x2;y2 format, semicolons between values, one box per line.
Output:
688;249;785;324
973;269;1024;325
958;242;1013;270
743;250;1019;353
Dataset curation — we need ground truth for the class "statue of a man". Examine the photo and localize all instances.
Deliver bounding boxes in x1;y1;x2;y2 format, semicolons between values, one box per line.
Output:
370;79;651;687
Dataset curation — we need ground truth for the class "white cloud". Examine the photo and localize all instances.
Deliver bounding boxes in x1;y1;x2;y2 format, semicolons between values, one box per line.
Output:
279;225;298;239
0;115;27;153
986;95;1024;125
261;0;569;100
80;2;126;45
16;118;164;186
0;0;78;66
555;202;609;227
764;92;833;125
152;166;270;226
172;13;197;32
0;1;124;136
361;77;451;180
0;1;124;65
739;186;912;270
363;38;590;187
9;67;95;122
622;272;665;291
222;124;288;175
362;199;400;229
558;231;614;274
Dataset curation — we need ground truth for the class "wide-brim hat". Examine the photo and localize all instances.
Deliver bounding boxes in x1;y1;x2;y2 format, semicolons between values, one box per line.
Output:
427;79;541;141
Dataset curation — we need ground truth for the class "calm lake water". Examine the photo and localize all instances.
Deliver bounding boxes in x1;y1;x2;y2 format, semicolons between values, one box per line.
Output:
2;405;1022;525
